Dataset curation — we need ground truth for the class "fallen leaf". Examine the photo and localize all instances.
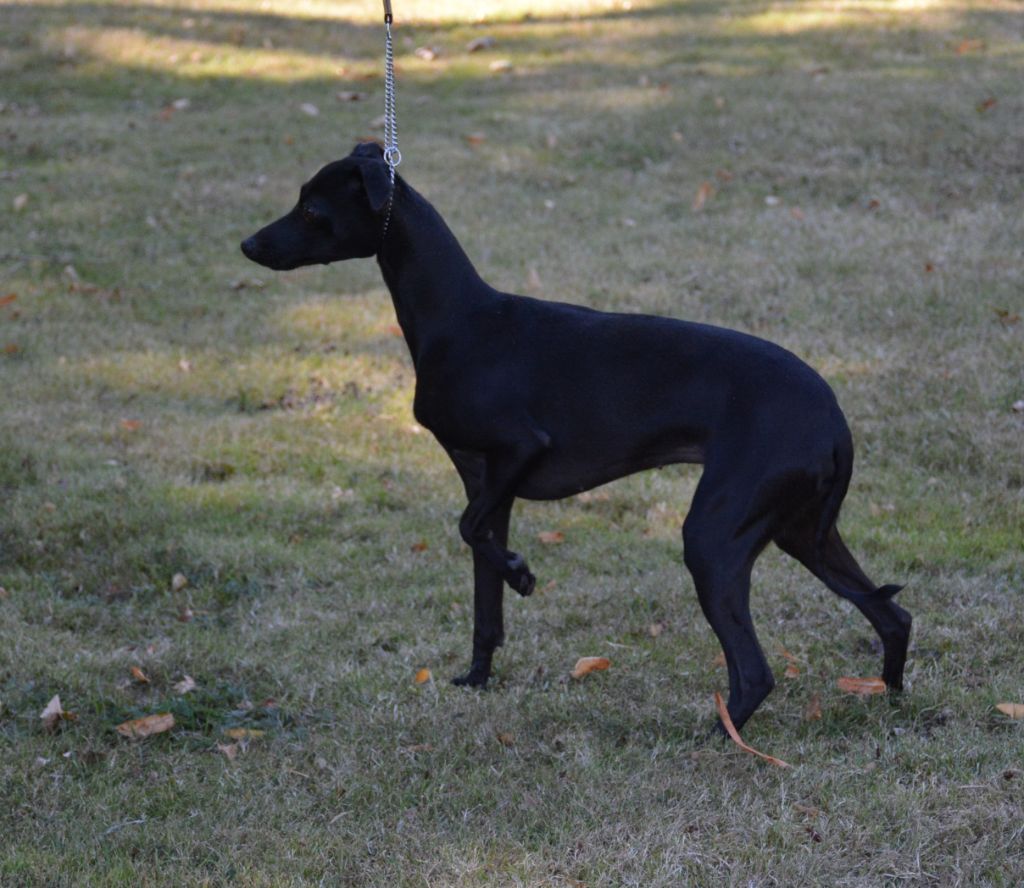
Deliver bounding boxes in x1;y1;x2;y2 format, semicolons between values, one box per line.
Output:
336;90;366;102
538;530;564;544
466;36;496;53
1012;400;1024;413
414;668;432;684
404;743;433;753
489;59;512;73
790;206;805;221
837;676;886;696
217;742;239;761
714;692;790;768
116;712;175;740
177;606;194;622
793;802;820;818
40;695;76;732
414;45;439;61
955;38;985;54
224;727;265;740
993;307;1020;326
464;132;487;146
129;666;150;684
171;573;188;592
299;102;320;116
570;656;610;679
692;181;714;212
784;663;800;679
712;651;726;667
0;293;16;306
996;703;1024;719
0;586;8;599
3;344;20;355
495;731;515;747
977;97;997;113
648;621;666;638
171;97;190;111
804;693;823;721
119;418;141;432
12;193;28;212
173;675;197;695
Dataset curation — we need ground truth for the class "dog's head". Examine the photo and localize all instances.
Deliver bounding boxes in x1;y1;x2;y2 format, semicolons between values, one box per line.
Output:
240;142;393;270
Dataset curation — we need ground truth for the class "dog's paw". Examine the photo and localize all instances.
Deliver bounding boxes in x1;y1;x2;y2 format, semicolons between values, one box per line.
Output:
505;553;536;597
452;665;490;688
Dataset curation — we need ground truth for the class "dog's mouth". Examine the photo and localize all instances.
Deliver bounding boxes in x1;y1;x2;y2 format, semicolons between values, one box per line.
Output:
240;236;299;271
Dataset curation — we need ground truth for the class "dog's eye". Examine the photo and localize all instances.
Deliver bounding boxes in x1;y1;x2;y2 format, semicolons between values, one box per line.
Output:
301;204;319;224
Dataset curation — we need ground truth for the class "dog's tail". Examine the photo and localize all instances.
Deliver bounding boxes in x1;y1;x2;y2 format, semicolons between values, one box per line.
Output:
812;423;904;605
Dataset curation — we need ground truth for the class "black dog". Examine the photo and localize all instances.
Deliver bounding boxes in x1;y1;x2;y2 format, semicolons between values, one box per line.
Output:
241;142;911;730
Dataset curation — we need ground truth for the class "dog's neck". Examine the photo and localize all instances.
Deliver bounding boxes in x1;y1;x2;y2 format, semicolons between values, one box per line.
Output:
376;181;490;362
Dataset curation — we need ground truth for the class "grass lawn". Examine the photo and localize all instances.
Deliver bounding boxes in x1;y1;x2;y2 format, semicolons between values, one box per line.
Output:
1;0;1022;883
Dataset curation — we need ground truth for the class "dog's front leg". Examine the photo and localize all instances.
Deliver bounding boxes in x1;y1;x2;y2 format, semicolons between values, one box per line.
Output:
457;432;550;598
452;498;512;688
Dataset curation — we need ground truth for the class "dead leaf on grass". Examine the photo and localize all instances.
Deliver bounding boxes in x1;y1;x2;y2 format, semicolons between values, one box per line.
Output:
955;38;985;54
570;656;610;679
712;651;726;667
129;666;150;685
0;293;16;306
40;695;76;732
217;742;239;761
996;703;1024;719
410;540;429;553
692;181;714;212
648;620;667;638
466;36;496;53
837;676;886;696
224;727;265;740
116;712;174;740
495;731;515;747
414;668;432;685
173;675;197;695
804;693;823;721
119;418;141;432
538;530;565;544
1012;400;1024;413
713;692;790;768
977;97;997;113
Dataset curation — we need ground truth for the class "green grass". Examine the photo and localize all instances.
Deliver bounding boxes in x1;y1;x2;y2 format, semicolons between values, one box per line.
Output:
2;0;1023;883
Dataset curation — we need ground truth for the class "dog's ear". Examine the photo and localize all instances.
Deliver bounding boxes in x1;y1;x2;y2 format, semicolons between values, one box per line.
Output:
358;158;392;215
350;142;391;214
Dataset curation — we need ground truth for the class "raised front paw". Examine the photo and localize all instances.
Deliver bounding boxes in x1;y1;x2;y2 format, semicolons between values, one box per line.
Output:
504;553;536;597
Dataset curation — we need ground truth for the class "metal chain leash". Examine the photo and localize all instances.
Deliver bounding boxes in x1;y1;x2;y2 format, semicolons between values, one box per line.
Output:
382;0;401;183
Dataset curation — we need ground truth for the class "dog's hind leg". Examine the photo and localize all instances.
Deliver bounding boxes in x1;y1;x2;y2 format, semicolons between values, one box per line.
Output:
775;517;911;690
683;466;783;732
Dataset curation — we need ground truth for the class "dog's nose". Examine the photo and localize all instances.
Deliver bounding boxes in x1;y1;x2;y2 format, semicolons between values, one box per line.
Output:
240;236;259;260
